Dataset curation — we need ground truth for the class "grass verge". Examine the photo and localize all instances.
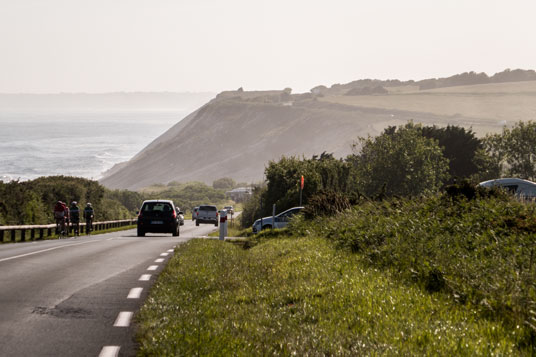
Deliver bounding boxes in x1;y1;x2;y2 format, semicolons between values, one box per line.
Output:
136;236;526;355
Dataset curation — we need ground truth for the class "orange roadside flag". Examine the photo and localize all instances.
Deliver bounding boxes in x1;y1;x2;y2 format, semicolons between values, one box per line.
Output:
300;175;304;189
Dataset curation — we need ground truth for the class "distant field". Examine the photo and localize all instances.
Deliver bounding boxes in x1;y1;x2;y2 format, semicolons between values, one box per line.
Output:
321;81;536;136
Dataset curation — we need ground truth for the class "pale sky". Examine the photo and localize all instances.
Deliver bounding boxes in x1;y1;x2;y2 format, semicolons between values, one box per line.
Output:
1;0;535;94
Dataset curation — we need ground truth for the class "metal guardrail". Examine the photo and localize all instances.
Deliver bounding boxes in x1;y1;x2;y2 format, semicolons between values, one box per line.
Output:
0;219;137;243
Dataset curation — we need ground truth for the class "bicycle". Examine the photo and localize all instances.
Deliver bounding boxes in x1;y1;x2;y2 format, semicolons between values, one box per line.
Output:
56;218;67;239
71;220;80;237
85;217;93;235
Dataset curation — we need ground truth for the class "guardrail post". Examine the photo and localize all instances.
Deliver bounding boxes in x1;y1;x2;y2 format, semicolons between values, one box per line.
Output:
0;220;134;244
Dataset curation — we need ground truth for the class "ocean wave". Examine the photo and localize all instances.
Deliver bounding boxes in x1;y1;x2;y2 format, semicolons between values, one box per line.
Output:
1;110;180;180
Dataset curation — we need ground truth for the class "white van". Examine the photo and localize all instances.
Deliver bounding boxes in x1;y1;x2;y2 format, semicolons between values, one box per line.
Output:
478;178;536;198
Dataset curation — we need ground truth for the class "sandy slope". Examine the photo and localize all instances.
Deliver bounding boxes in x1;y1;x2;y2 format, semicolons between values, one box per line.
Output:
100;82;536;190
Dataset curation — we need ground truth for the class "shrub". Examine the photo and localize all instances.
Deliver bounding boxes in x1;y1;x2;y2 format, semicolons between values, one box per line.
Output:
302;190;351;219
291;194;536;344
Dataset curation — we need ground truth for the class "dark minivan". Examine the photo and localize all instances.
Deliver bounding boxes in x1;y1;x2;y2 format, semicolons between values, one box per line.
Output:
137;200;180;237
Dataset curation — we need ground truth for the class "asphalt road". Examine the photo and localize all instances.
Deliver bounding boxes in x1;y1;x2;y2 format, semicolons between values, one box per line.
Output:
0;219;219;357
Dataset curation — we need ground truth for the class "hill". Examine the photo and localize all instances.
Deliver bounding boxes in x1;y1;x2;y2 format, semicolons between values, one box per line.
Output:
100;75;536;190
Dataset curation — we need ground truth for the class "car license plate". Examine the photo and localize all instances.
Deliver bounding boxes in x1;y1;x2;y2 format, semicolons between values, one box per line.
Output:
151;220;163;224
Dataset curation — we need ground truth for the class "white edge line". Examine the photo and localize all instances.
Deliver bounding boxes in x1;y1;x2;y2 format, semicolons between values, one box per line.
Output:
139;274;151;281
127;287;143;299
160;252;169;256
147;265;158;271
99;346;120;357
154;258;164;263
0;240;100;263
113;311;133;327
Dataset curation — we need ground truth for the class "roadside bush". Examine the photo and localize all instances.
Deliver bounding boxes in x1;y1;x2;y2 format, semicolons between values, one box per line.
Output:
0;176;136;225
349;122;449;197
240;185;265;228
302;190;351;219
105;189;143;214
145;181;227;213
292;194;536;344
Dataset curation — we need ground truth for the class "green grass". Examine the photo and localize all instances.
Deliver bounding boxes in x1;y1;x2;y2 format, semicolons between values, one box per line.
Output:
288;195;536;338
136;236;526;355
207;225;249;238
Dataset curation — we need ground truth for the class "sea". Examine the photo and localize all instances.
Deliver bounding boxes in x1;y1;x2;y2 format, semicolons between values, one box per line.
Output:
0;109;189;182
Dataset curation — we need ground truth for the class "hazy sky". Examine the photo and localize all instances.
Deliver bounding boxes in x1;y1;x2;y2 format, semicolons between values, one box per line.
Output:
1;0;535;93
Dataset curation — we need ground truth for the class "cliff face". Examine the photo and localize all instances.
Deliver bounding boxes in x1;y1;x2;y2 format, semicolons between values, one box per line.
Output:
100;81;531;190
99;92;394;189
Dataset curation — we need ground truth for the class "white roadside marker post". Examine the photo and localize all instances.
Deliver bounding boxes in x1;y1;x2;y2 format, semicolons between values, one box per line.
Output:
219;210;227;241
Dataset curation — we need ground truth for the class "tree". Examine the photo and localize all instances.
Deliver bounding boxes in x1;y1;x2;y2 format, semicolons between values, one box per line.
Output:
240;185;266;228
350;123;449;197
212;177;236;190
484;121;536;180
419;125;482;182
261;153;351;217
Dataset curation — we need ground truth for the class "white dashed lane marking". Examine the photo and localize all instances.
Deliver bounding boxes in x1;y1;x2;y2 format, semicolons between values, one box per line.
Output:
99;346;120;357
127;287;143;299
99;246;175;356
113;311;133;327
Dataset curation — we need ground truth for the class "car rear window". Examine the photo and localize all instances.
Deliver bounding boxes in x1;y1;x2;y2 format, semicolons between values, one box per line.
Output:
142;202;173;212
199;205;217;211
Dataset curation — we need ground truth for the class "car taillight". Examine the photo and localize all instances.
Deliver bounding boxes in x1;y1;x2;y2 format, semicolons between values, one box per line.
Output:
172;210;176;218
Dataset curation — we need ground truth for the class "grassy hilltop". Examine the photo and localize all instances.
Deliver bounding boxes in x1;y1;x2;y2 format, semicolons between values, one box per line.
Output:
321;80;536;137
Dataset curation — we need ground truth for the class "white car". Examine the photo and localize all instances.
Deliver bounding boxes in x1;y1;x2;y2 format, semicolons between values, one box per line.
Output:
479;178;536;198
252;206;304;233
196;205;219;226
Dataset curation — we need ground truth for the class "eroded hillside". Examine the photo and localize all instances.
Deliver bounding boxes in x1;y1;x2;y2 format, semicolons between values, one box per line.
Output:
100;80;536;190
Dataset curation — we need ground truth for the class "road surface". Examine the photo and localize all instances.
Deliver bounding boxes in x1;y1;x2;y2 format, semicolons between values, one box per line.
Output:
0;220;219;356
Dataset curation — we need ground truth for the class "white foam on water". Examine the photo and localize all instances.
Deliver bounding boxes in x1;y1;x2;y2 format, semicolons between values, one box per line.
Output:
0;109;188;181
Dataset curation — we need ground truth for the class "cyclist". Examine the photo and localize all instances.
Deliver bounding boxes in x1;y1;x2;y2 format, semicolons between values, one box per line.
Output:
53;201;67;237
70;201;80;236
84;203;94;235
64;202;70;234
